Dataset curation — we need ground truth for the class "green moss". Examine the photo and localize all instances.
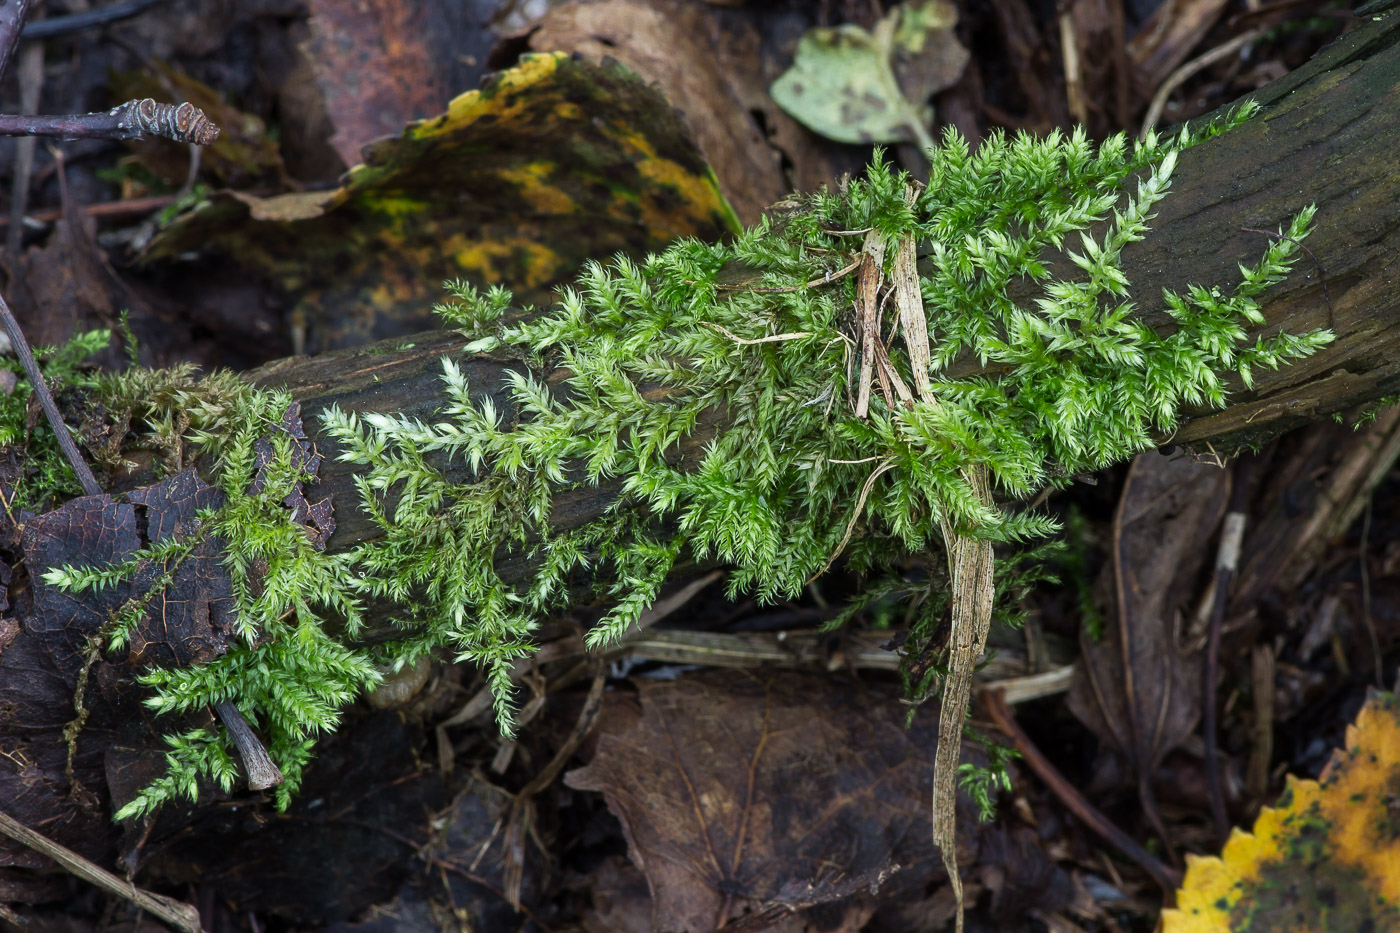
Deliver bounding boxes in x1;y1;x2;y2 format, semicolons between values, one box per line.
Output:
324;106;1327;724
46;105;1331;818
0;328;111;510
46;367;375;817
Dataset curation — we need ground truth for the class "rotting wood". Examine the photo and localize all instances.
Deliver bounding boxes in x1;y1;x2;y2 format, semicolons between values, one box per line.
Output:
244;13;1400;565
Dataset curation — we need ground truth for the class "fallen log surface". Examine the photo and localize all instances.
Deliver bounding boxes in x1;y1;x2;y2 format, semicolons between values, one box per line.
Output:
250;10;1400;557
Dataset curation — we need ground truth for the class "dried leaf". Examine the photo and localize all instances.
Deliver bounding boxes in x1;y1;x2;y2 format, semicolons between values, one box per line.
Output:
1;182;190;368
23;495;144;681
770;0;967;146
249;401;335;549
0;409;332;888
1067;452;1226;848
146;53;740;352
564;669;981;933
1162;690;1400;932
123;470;235;669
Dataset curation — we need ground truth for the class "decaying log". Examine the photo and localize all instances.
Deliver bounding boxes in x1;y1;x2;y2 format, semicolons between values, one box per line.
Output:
250;11;1400;558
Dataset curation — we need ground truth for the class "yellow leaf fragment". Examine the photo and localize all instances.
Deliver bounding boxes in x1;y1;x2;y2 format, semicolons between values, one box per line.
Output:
1163;690;1400;933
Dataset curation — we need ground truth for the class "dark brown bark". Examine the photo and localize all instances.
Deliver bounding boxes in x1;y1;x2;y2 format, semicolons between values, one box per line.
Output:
250;12;1400;558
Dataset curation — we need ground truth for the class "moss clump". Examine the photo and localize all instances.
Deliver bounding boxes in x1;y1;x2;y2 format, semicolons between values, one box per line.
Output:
45;368;375;816
324;107;1328;724
0;329;111;510
46;105;1329;818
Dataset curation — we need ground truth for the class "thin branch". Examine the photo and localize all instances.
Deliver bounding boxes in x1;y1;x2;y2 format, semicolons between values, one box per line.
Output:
0;808;204;933
983;688;1182;895
20;0;164;40
0;0;32;83
0;99;220;145
0;192;177;229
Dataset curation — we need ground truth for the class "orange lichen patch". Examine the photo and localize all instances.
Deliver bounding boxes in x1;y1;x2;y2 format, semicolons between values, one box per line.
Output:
1163;690;1400;932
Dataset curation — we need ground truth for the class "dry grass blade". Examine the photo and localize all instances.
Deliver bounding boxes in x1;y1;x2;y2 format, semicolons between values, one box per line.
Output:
933;468;995;933
810;458;896;582
703;322;814;345
894;189;933;403
853;229;886;418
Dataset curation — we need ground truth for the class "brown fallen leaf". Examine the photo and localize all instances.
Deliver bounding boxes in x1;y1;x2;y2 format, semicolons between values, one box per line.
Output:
578;855;659;933
0;176;196;369
564;669;982;933
1067;451;1226;857
0;406;335;890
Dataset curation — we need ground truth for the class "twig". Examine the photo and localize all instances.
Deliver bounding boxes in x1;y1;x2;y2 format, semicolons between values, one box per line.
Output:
0;808;204;933
0;0;33;81
6;22;42;255
1141;28;1268;138
0;292;102;496
1204;453;1252;845
0;99;219;145
0;193;177;228
21;0;164;40
212;701;284;791
982;688;1182;894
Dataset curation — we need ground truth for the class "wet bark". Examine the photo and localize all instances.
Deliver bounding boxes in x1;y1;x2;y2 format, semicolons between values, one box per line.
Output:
249;11;1400;558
